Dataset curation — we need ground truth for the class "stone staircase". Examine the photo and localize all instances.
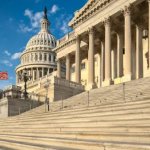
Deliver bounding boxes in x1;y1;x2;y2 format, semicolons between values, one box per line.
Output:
0;77;150;149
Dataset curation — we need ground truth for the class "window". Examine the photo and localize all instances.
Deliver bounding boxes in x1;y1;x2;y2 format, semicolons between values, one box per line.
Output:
39;53;42;60
54;56;56;62
71;66;75;73
31;54;33;61
81;63;86;70
35;53;38;61
49;54;51;61
39;70;42;78
44;53;47;61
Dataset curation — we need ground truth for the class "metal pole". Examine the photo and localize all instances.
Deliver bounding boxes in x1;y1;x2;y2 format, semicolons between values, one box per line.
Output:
30;103;31;110
18;107;20;115
62;97;63;110
45;98;46;112
123;83;125;102
87;91;89;106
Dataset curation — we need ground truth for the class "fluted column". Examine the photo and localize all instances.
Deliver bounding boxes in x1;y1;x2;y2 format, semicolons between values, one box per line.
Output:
33;69;35;81
117;33;123;77
136;25;143;79
123;6;132;80
31;68;33;81
51;54;54;62
75;35;81;83
100;41;105;86
88;27;95;89
36;68;39;79
66;54;70;80
112;48;117;79
103;18;111;86
57;59;61;78
38;53;40;61
48;68;50;74
42;53;44;62
42;68;44;77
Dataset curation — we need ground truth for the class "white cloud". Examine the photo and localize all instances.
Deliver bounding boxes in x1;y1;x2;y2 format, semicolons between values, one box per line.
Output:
50;5;59;14
25;9;43;28
19;9;43;33
19;24;32;33
4;50;11;56
2;60;13;67
56;15;72;34
19;5;59;33
11;52;22;60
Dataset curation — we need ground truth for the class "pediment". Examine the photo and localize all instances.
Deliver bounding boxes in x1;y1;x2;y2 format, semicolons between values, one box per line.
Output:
69;0;112;28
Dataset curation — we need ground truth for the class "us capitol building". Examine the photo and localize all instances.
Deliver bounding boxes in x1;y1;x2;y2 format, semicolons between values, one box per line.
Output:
16;0;150;102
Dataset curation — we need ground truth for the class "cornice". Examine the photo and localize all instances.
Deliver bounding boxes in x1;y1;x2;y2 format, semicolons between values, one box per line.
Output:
69;0;114;28
21;49;55;58
53;38;76;53
16;63;56;71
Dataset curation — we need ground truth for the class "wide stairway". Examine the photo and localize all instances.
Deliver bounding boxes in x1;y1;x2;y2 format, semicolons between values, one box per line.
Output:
0;77;150;149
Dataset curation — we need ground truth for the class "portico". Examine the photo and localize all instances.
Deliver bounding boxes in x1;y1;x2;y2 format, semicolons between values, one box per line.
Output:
54;0;150;90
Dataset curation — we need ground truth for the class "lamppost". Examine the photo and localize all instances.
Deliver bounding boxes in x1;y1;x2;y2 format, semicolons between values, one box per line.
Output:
44;79;50;112
19;68;32;100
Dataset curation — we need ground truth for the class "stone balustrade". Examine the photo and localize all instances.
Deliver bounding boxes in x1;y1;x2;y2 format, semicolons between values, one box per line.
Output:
57;31;75;45
54;77;84;90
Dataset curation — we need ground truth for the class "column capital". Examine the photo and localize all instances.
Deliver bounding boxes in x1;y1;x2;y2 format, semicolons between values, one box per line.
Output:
88;26;95;34
136;24;143;30
66;53;70;58
103;17;111;26
75;34;80;41
122;5;132;16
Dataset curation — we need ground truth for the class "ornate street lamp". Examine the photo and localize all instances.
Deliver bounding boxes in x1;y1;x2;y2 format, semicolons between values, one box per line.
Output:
143;29;148;39
19;68;32;100
44;79;50;111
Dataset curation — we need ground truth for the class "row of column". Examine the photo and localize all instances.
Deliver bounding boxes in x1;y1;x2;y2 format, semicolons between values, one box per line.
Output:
17;67;53;83
57;4;148;88
22;53;55;64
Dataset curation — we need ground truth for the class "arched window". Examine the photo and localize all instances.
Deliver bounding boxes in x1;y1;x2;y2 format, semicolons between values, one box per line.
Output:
31;54;33;61
39;53;42;61
49;54;51;61
44;53;47;61
35;53;38;61
53;56;56;62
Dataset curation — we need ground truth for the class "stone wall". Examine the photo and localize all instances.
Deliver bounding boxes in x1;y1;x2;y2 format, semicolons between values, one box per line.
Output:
0;98;8;118
53;77;85;101
0;97;43;118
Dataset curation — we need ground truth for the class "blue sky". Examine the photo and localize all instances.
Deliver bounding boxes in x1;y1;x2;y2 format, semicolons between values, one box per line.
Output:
0;0;87;89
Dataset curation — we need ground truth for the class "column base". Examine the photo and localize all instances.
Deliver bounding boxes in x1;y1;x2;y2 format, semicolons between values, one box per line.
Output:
114;77;123;84
102;79;114;87
122;74;132;83
87;83;96;90
144;69;150;77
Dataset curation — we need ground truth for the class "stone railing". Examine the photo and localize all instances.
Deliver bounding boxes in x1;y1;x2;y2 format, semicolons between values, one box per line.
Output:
54;77;84;91
4;85;21;91
69;0;114;27
57;31;75;45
